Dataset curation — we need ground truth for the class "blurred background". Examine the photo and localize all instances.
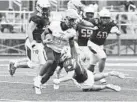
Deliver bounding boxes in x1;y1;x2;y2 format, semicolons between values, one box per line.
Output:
0;0;136;56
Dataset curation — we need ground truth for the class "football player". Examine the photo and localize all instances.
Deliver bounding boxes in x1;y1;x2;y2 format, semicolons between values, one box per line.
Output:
55;5;98;79
8;0;51;76
87;8;121;83
67;0;84;15
53;46;125;92
33;9;80;94
75;6;95;61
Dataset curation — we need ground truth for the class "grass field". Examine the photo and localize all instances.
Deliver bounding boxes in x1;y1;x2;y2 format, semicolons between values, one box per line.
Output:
0;56;137;102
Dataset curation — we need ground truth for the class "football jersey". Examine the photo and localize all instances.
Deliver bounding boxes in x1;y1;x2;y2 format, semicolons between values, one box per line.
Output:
89;19;118;45
47;21;76;53
29;15;49;43
77;21;94;46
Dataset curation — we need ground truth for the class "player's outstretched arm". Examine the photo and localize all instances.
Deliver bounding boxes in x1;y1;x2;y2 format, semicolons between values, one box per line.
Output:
53;70;75;85
27;21;37;43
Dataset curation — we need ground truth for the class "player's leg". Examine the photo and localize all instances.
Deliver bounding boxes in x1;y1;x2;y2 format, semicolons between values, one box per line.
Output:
87;52;98;72
88;41;107;83
41;61;58;84
9;58;30;76
97;46;107;73
94;71;125;82
83;84;121;92
33;46;60;94
56;62;64;79
87;41;99;72
8;39;32;76
81;71;122;92
41;50;61;84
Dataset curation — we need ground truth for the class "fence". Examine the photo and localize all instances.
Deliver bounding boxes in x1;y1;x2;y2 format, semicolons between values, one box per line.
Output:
0;10;136;56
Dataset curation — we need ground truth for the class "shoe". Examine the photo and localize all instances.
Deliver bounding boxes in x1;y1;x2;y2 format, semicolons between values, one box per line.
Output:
53;79;60;90
53;84;59;90
33;77;42;94
100;78;107;84
106;84;121;92
9;62;17;76
41;84;46;89
110;71;125;79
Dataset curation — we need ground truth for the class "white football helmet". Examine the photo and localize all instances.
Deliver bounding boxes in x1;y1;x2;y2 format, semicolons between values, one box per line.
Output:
99;8;111;18
65;9;80;20
99;8;111;24
64;9;80;28
67;0;84;14
83;6;95;20
36;0;51;16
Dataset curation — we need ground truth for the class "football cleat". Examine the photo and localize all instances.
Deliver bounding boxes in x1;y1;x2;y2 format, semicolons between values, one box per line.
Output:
9;62;17;76
106;84;121;92
53;79;60;89
33;77;42;94
53;84;59;90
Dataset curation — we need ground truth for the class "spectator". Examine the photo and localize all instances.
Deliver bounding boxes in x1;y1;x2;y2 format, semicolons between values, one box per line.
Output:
121;0;136;12
1;8;15;33
0;13;3;31
116;6;128;34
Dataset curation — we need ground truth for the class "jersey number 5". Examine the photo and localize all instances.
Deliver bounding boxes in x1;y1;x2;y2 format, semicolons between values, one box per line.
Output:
81;29;93;38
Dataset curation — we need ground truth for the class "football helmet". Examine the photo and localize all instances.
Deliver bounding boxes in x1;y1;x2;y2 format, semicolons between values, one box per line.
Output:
36;0;51;17
67;0;83;14
99;8;111;18
83;6;95;21
64;9;80;28
99;8;111;24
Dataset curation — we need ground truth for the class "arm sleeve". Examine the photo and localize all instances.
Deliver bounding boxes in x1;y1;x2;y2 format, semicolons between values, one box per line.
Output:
110;26;121;35
29;15;41;25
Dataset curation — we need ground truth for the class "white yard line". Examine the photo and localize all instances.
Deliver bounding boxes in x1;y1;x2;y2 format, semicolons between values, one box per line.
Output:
0;99;45;102
107;59;137;61
0;58;137;61
1;63;137;67
0;81;137;92
106;68;137;72
105;63;137;66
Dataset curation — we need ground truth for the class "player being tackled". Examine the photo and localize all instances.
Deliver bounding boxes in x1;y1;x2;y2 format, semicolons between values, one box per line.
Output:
53;41;125;92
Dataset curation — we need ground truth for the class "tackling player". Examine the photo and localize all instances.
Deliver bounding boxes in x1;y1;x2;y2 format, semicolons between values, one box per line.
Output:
75;5;96;62
87;8;121;82
8;0;51;76
33;9;80;94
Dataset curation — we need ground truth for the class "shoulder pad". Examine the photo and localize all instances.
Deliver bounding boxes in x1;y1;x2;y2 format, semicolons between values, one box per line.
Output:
29;15;41;24
109;20;117;27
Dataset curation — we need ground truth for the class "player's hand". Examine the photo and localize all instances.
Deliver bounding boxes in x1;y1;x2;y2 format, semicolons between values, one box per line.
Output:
43;39;53;44
53;79;60;84
72;78;81;88
78;53;86;62
31;40;37;48
42;34;53;44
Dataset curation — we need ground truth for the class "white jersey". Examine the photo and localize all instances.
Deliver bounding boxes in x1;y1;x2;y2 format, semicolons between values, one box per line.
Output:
47;21;76;53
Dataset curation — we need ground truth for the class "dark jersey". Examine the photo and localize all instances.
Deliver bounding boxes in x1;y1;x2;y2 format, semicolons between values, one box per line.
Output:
90;19;117;45
63;58;88;83
29;15;49;43
77;21;93;46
